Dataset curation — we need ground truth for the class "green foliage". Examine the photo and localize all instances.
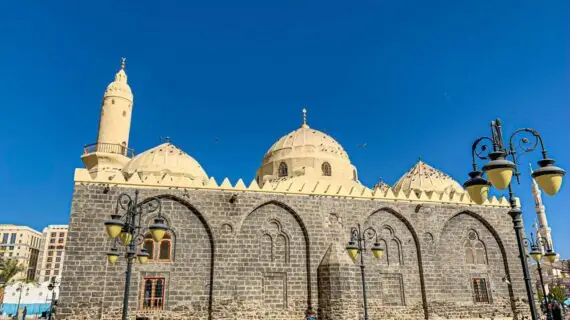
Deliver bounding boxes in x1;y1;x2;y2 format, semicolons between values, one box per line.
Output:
550;285;567;303
0;258;26;287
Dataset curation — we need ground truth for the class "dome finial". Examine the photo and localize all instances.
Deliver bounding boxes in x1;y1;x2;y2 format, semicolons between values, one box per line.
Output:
121;57;126;70
301;107;309;129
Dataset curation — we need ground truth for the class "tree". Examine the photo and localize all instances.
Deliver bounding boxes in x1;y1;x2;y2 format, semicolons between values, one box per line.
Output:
0;258;26;304
550;285;567;304
0;258;26;286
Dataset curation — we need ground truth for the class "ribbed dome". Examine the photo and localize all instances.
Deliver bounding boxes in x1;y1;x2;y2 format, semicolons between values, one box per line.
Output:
264;126;349;161
123;143;208;183
257;110;360;188
392;160;463;195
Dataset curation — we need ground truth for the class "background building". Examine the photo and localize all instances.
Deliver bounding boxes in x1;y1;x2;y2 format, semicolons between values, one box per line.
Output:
36;225;68;282
0;225;42;281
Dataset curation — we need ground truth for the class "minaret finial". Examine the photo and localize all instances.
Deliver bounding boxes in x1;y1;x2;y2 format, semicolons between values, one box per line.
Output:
121;57;126;70
301;107;309;128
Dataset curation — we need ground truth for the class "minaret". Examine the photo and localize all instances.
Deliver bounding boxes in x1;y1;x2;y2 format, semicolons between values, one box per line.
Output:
97;57;134;150
81;58;134;173
530;163;554;252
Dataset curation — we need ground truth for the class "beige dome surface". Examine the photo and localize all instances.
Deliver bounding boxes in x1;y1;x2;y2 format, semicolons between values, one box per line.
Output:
123;143;208;183
104;60;133;100
257;113;360;189
264;127;349;161
392;160;464;195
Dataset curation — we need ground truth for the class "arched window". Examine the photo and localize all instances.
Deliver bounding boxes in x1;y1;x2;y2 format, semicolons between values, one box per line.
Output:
278;162;288;177
141;231;173;262
353;169;357;181
143;234;155;262
475;242;487;265
322;162;332;176
158;233;172;262
464;230;487;265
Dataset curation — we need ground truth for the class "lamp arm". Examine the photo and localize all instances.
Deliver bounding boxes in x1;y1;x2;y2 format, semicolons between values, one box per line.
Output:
507;128;548;184
471;136;495;170
116;193;134;212
522;236;532;250
137;197;163;217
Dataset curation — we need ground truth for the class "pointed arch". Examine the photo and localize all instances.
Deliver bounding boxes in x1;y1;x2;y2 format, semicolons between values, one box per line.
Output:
139;194;215;320
238;199;313;313
366;206;428;319
444;210;515;313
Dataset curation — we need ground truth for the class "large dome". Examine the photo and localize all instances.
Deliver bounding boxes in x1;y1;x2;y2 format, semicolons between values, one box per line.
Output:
123;142;208;183
257;111;360;188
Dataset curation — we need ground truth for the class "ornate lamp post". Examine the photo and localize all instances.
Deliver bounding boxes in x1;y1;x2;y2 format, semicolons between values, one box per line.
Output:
103;190;169;320
345;224;385;320
47;276;59;320
527;231;557;320
463;119;565;320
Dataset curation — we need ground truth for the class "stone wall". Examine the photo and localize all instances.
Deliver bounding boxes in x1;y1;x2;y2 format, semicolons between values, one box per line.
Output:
58;184;531;319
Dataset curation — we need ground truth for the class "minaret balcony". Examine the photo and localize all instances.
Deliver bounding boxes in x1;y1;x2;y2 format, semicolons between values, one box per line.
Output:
83;142;135;158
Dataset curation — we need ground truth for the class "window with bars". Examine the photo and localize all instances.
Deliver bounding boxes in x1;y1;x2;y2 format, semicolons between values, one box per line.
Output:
472;278;489;303
141;278;165;310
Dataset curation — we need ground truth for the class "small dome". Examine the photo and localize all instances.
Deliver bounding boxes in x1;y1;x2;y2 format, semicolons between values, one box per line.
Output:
123;143;208;183
257;109;360;189
392;160;463;195
373;180;391;193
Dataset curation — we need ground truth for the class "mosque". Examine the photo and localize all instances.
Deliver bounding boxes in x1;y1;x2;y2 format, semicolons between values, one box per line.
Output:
58;60;542;320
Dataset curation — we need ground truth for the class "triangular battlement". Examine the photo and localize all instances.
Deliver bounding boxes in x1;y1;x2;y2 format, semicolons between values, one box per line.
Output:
73;168;509;207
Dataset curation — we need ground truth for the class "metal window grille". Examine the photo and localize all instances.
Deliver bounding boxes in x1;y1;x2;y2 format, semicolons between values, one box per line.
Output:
472;278;489;303
141;278;165;310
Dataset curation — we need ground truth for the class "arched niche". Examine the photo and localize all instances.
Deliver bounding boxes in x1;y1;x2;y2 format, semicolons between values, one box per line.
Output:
363;208;427;319
137;195;215;319
235;200;311;319
437;211;514;313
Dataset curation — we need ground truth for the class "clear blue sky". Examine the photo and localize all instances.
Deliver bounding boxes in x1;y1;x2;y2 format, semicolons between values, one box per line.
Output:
0;1;568;256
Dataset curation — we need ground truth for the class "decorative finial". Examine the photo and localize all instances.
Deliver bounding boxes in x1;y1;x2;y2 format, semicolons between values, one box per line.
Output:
160;136;171;144
529;162;534;174
120;57;126;70
418;156;422;163
301;107;309;128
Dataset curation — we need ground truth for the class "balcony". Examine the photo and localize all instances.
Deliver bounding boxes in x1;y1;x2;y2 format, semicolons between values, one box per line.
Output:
83;142;135;158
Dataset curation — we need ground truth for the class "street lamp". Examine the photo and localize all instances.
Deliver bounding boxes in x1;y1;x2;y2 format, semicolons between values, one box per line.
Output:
463;119;565;320
103;190;169;320
345;224;384;320
527;231;557;320
15;283;29;319
47;276;59;320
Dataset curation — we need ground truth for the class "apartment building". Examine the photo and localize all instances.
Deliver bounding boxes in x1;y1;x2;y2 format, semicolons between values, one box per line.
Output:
36;225;68;282
0;224;42;281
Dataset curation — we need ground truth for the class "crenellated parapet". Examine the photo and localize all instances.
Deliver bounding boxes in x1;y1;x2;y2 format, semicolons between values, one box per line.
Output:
73;168;509;207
